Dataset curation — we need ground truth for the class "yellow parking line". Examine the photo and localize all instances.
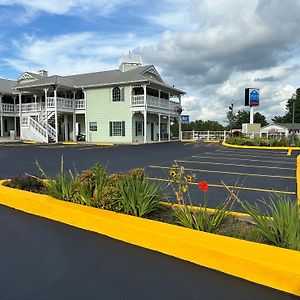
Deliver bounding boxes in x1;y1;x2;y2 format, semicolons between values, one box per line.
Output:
192;155;295;165
149;165;296;179
148;177;296;195
175;160;295;171
207;152;293;160
217;149;287;155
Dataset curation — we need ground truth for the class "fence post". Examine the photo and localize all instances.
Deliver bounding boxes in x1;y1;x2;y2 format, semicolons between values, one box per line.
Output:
223;130;226;141
207;130;210;140
192;130;195;140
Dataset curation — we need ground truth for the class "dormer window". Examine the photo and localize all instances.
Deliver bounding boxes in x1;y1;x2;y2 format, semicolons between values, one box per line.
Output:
112;87;124;102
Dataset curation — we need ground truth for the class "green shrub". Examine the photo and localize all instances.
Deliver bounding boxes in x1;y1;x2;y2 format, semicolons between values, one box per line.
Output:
174;199;232;233
116;177;161;217
238;194;300;250
4;175;45;193
226;137;290;147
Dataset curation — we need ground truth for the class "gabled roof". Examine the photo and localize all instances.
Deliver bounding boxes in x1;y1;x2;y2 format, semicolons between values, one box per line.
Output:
17;72;44;82
0;78;15;95
11;65;185;95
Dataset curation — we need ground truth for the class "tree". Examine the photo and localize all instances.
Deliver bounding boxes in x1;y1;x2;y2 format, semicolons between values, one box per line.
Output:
233;110;268;128
271;88;300;123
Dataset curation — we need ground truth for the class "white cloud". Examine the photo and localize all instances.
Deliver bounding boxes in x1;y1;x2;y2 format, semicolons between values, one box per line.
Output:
2;32;158;75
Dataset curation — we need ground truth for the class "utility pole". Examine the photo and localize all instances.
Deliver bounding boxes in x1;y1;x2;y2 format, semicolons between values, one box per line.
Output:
228;100;234;135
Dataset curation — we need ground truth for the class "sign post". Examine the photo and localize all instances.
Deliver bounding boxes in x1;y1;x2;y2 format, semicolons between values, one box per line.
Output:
245;88;260;124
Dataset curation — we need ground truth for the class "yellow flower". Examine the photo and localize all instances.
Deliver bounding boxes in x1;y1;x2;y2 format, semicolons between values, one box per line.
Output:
169;170;176;177
186;175;192;182
181;185;188;193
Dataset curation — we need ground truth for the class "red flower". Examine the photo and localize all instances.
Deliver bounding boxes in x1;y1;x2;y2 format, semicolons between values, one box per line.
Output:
198;181;208;192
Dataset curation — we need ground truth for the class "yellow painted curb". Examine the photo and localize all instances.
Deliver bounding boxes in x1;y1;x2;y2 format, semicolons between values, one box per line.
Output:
223;141;300;151
62;142;78;145
0;182;300;296
181;139;196;143
160;201;250;219
297;155;300;205
96;143;114;147
23;140;38;144
203;140;220;143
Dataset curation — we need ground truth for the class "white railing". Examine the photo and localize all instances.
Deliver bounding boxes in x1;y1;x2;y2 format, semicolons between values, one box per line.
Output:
21;103;42;112
2;103;16;113
46;123;56;140
182;131;229;141
29;116;47;139
131;95;180;112
75;99;85;109
21;116;29;126
57;97;74;110
132;95;145;106
46;97;55;108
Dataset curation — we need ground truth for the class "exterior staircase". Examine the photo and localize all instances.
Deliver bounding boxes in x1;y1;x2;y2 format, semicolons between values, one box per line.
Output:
21;109;63;143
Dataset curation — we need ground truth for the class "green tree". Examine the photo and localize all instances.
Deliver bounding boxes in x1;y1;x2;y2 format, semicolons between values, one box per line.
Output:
271;88;300;123
233;110;268;128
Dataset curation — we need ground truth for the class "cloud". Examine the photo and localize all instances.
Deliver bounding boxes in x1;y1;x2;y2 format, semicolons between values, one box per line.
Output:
2;32;158;76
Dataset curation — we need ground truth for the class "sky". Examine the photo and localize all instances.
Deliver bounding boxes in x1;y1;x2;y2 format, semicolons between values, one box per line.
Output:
0;0;300;124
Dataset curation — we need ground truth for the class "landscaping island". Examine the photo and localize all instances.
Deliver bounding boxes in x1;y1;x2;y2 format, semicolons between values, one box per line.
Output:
1;160;300;296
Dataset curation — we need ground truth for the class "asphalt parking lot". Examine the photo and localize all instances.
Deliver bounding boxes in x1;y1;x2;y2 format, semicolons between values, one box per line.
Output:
0;205;297;300
0;141;297;212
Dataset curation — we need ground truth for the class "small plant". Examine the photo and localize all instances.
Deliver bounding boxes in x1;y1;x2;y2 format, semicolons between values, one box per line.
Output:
223;184;300;251
4;175;45;193
36;156;78;201
168;163;195;204
116;176;161;217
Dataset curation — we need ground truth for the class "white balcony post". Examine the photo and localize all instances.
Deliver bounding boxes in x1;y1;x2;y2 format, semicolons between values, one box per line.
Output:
168;93;170;110
54;88;58;143
143;84;147;108
0;93;3;137
144;110;147;143
83;89;87;141
158;113;161;142
72;91;76;142
44;89;49;142
168;115;171;141
13;96;17;133
178;95;182;141
64;113;68;141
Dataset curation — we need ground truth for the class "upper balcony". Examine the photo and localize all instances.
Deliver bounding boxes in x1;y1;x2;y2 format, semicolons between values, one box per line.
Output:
1;98;85;114
132;95;180;115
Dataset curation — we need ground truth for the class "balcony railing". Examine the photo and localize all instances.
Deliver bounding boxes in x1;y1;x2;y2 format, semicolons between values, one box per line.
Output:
1;98;86;114
132;95;180;112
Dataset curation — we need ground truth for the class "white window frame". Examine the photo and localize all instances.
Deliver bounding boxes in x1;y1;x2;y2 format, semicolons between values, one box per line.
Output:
112;87;122;102
112;121;122;136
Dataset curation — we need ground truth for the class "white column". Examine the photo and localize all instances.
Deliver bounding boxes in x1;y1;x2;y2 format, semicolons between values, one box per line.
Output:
250;106;254;124
144;110;147;143
83;89;87;141
167;115;170;141
143;84;147;108
44;89;49;142
0;94;3;137
72;91;76;142
178;95;182;141
158;113;161;142
54;88;58;143
64;113;68;141
13;96;17;133
19;92;22;139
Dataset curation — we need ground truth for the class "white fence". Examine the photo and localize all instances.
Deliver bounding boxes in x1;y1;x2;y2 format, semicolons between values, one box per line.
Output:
181;131;229;141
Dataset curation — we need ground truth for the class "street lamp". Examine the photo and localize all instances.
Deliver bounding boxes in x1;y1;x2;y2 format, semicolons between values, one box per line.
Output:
291;93;297;146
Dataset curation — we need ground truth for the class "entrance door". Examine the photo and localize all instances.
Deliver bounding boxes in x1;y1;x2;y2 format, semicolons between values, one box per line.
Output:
151;122;154;141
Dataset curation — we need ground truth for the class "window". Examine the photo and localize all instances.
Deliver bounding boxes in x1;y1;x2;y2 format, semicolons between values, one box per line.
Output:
109;121;125;136
112;87;122;102
89;122;97;131
135;121;144;136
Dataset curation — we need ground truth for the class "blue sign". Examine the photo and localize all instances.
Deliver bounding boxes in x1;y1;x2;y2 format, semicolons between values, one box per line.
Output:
249;88;259;106
181;115;189;124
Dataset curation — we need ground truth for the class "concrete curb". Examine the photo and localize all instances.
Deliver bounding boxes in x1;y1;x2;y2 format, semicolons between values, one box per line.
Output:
222;141;300;151
0;182;299;296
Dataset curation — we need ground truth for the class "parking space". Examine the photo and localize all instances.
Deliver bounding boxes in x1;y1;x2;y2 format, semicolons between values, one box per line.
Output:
147;144;297;212
0;141;297;212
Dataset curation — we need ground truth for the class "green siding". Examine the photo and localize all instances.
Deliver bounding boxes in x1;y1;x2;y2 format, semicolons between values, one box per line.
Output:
86;86;132;143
